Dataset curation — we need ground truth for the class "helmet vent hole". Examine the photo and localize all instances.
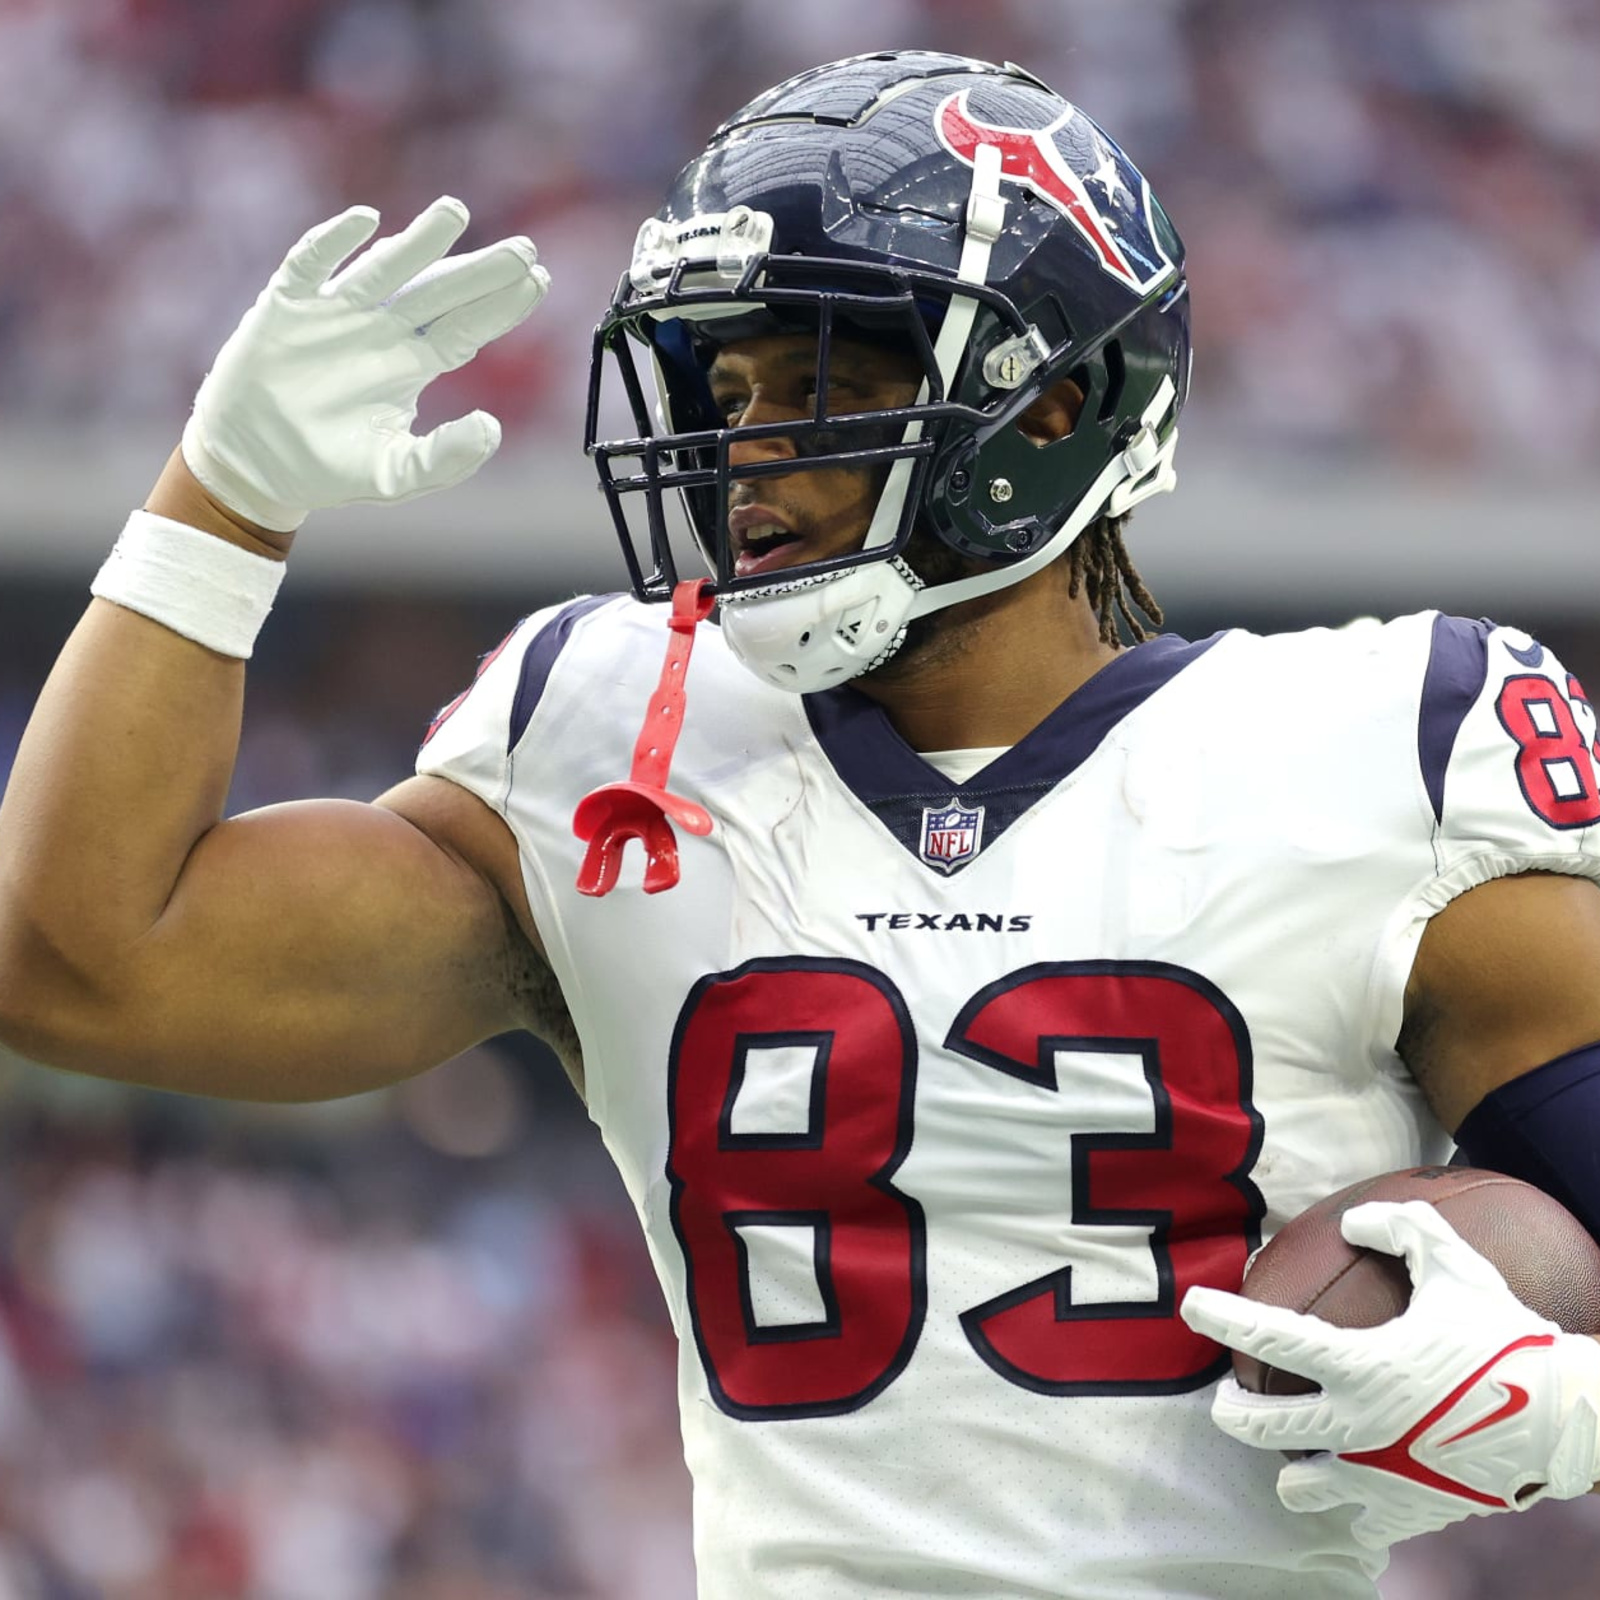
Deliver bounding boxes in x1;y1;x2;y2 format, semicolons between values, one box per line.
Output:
1096;346;1126;424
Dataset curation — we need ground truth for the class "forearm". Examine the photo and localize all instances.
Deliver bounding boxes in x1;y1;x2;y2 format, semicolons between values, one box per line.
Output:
0;494;512;1091
0;455;281;1009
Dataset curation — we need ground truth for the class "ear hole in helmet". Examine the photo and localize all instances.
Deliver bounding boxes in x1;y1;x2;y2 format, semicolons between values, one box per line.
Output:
1017;377;1086;447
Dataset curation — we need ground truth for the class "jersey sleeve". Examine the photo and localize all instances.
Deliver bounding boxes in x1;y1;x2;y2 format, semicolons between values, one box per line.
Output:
1422;616;1600;877
1370;614;1600;1054
414;595;611;815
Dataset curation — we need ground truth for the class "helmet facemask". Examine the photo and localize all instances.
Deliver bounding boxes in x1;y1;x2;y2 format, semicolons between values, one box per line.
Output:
587;244;1031;602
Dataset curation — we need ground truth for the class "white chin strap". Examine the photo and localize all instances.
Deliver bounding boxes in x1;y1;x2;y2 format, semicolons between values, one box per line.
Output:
719;376;1178;693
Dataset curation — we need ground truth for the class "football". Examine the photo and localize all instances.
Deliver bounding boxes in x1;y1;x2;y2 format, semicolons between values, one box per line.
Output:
1234;1165;1600;1395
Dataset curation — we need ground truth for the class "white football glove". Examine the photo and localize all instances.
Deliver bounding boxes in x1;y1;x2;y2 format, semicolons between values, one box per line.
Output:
1181;1200;1600;1551
181;196;549;531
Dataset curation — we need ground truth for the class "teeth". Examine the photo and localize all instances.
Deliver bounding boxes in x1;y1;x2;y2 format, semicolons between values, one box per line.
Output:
739;524;798;556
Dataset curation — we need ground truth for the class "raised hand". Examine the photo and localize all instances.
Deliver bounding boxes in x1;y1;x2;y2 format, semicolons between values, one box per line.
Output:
181;197;550;531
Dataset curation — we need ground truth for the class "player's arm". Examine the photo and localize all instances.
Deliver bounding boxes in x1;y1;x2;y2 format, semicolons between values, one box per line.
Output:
0;199;554;1100
1395;869;1600;1133
1177;875;1600;1548
0;584;532;1098
1180;618;1600;1549
1178;879;1600;1548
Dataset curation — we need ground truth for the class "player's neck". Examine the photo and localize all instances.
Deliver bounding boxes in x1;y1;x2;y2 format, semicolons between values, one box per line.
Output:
853;571;1124;753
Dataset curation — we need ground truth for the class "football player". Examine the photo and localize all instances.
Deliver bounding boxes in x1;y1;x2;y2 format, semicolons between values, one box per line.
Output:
6;48;1600;1600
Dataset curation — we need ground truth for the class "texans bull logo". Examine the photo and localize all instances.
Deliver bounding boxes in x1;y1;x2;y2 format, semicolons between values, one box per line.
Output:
935;90;1175;295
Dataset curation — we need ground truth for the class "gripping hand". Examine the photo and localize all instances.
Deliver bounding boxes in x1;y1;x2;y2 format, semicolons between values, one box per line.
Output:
181;197;549;531
1181;1200;1600;1550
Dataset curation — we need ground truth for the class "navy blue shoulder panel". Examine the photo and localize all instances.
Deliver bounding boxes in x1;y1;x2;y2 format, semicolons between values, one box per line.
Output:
1418;615;1493;827
508;595;618;753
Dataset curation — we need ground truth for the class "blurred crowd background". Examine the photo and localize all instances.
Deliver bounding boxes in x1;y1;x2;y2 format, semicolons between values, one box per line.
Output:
5;0;1600;464
4;0;1600;1594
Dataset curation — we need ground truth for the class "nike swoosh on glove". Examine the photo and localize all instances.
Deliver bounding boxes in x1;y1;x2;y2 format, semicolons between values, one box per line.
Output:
1181;1199;1600;1550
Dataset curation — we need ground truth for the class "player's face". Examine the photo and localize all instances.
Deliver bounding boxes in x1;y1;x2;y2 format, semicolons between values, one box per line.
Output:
707;333;923;580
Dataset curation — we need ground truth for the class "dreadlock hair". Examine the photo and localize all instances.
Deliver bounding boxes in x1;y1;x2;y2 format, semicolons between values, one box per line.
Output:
1066;510;1163;646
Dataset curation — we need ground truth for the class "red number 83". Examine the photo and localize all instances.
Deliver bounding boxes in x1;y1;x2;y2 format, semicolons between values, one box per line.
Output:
1497;674;1600;829
666;958;1264;1420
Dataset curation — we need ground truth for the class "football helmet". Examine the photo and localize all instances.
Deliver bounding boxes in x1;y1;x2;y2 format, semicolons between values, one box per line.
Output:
586;49;1191;692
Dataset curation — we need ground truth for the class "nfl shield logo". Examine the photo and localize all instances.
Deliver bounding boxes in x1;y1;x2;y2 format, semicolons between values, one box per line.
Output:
919;799;985;874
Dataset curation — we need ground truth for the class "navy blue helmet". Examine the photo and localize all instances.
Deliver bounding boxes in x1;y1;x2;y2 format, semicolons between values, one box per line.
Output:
585;50;1192;690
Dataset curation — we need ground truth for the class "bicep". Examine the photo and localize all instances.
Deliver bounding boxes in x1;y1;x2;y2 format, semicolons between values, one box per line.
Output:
1399;872;1600;1132
81;793;524;1100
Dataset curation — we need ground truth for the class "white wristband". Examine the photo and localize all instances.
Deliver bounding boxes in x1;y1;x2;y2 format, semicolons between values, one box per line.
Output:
90;509;287;660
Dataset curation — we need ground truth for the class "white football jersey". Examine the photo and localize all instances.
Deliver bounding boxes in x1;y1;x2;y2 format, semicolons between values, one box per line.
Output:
417;599;1600;1600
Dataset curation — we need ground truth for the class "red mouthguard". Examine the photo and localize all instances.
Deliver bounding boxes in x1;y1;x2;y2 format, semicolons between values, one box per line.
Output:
572;579;715;895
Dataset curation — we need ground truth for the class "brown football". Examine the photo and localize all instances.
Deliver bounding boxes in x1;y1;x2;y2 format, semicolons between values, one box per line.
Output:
1235;1166;1600;1395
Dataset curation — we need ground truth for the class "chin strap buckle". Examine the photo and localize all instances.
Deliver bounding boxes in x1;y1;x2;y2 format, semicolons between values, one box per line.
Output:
572;579;716;896
1106;376;1180;517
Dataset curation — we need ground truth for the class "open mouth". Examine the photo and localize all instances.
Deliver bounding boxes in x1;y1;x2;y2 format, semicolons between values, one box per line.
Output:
729;505;806;578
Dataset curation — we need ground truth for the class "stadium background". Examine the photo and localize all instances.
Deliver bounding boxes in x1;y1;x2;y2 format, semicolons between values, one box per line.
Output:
2;1;1600;1594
